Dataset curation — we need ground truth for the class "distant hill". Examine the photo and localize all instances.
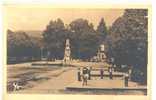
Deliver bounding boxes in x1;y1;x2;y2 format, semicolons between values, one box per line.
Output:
24;30;43;38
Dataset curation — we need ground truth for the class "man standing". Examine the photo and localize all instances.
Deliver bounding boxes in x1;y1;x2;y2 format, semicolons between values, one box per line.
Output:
77;68;81;81
109;67;113;79
124;73;129;87
88;67;91;80
100;68;104;79
82;67;89;86
128;66;132;81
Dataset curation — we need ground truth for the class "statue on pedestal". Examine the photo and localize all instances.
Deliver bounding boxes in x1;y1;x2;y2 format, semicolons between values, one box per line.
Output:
97;44;106;62
63;39;71;65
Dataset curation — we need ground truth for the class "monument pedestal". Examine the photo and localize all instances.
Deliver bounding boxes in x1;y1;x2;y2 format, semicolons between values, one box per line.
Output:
63;39;71;66
96;44;107;62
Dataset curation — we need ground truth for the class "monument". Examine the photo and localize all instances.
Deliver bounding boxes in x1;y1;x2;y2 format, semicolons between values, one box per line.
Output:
97;44;106;62
63;39;71;65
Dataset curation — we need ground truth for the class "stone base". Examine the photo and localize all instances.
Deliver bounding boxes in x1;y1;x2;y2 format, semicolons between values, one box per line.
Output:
65;80;147;95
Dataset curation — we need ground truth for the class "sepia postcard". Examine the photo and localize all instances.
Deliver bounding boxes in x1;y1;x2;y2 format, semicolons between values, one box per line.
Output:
3;4;151;100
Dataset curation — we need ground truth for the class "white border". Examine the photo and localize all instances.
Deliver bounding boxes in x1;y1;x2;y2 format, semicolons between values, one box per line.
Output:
0;0;154;100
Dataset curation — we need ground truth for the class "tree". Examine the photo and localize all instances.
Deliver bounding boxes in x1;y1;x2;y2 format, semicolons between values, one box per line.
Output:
97;18;108;40
43;18;69;59
7;29;42;63
69;18;101;59
106;9;148;84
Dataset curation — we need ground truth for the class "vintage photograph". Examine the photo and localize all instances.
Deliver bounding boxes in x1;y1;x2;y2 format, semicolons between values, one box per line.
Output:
5;6;148;95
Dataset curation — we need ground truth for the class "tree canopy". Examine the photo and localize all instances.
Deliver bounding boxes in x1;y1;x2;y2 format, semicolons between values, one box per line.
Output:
106;9;147;84
7;29;42;63
42;18;69;59
69;18;101;59
97;18;108;40
42;18;102;60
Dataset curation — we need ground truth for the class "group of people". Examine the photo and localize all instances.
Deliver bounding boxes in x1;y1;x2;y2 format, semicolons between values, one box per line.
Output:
100;67;113;79
77;65;132;87
77;66;115;86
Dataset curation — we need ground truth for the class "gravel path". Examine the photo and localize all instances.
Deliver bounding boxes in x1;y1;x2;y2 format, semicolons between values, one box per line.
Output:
15;67;77;93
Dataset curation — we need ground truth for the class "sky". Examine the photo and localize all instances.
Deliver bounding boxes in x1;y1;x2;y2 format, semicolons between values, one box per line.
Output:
4;6;124;31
